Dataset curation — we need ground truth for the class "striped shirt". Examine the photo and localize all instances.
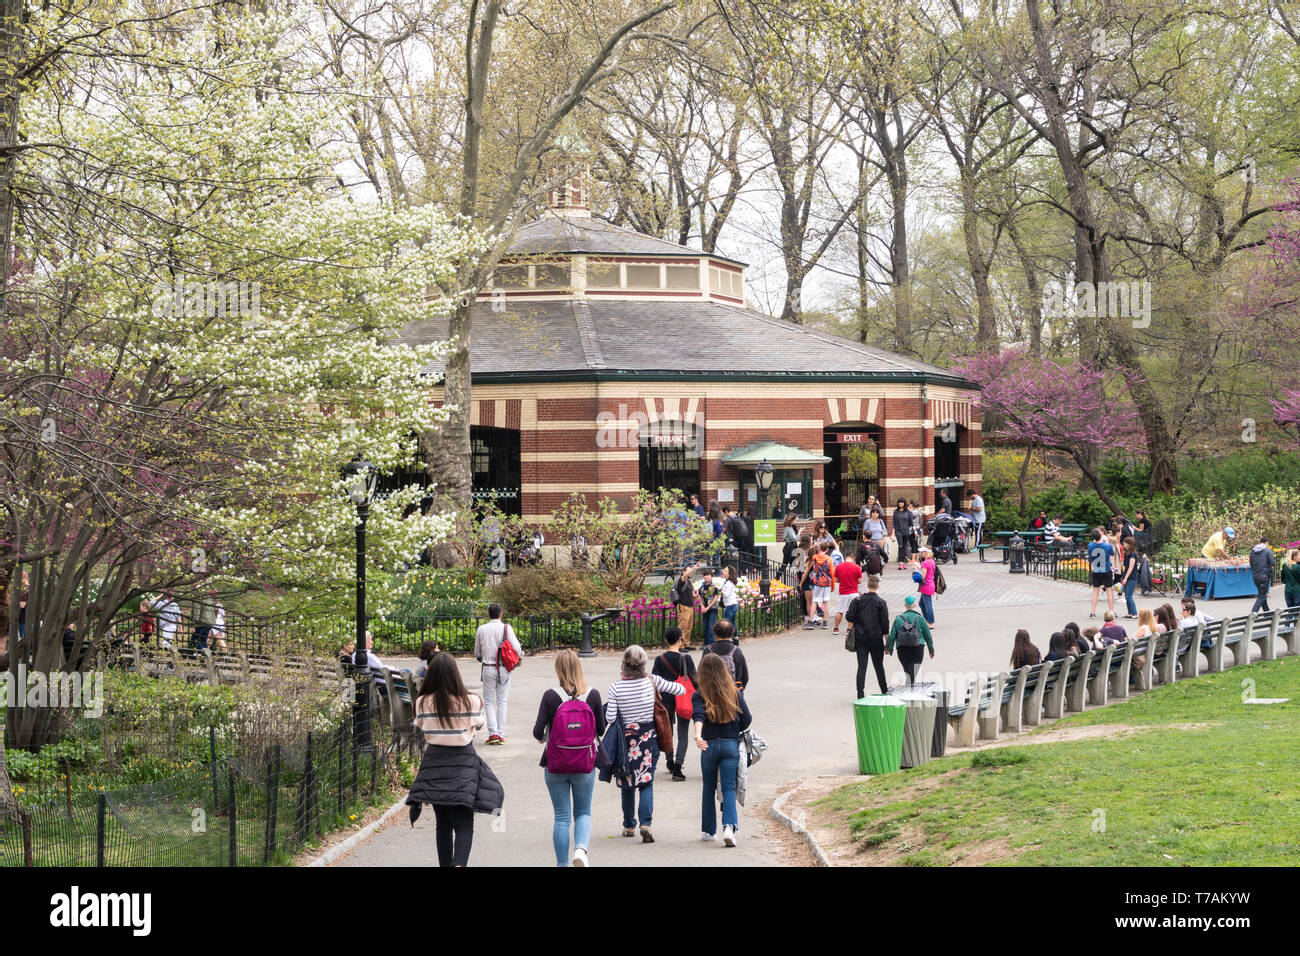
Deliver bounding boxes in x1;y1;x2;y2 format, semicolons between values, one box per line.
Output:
414;692;486;746
604;675;682;728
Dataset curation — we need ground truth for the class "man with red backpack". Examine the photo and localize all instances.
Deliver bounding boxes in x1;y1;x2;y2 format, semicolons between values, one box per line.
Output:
474;603;522;745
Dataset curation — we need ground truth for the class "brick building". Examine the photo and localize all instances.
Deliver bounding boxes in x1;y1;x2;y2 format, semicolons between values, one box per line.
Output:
400;161;981;527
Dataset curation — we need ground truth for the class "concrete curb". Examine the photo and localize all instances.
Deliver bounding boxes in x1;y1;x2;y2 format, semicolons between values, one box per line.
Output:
305;795;409;867
768;779;839;868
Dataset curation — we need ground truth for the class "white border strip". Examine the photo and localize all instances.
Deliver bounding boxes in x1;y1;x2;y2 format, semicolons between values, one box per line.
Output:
305;795;409;867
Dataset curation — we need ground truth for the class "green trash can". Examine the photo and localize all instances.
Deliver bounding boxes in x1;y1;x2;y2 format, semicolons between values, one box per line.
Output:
853;695;907;774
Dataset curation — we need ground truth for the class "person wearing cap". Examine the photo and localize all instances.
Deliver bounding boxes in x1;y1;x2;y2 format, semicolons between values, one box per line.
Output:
1202;526;1235;560
885;594;934;685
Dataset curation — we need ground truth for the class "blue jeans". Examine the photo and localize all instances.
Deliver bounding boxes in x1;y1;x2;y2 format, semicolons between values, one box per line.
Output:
1123;577;1138;616
722;603;738;636
544;769;596;866
701;609;718;647
700;737;740;835
621;752;658;829
918;593;935;624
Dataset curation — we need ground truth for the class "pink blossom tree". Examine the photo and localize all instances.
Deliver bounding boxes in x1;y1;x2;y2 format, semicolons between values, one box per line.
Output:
954;348;1145;515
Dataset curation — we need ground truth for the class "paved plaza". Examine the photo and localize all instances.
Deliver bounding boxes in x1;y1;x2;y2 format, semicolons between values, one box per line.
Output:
331;560;1267;868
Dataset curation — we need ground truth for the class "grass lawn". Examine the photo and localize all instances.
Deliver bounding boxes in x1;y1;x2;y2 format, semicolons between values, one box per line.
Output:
812;655;1300;865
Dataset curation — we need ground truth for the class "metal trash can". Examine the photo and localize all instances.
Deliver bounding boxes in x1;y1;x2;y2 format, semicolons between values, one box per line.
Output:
929;687;949;757
892;691;937;769
853;695;906;775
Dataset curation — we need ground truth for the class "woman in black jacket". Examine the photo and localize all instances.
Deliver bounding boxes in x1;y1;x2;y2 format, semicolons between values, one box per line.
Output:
691;653;752;847
406;653;504;867
891;499;913;568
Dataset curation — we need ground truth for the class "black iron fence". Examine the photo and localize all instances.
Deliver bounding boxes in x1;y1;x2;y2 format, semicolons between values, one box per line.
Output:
1022;544;1188;595
3;711;402;867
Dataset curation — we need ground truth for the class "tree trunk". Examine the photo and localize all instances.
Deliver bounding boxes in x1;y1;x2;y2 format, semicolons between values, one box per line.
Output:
1017;445;1033;518
959;170;997;352
1070;448;1124;515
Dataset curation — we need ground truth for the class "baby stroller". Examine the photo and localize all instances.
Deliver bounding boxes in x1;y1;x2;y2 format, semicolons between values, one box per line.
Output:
950;514;973;554
928;513;958;564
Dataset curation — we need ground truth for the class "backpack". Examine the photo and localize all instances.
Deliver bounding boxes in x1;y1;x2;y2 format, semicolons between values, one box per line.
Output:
496;624;520;672
810;553;832;588
729;514;749;541
933;566;947;595
662;653;696;720
669;581;681;605
862;545;883;576
545;689;597;774
713;643;742;688
896;615;923;647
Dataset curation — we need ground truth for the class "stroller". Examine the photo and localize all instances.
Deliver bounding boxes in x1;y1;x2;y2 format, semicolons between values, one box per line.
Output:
950;514;973;554
927;513;958;564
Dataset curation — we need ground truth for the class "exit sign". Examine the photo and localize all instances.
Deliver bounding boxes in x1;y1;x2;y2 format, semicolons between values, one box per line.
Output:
836;433;875;444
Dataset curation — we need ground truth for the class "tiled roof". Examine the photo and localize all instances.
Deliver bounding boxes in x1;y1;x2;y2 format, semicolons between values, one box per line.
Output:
398;298;971;384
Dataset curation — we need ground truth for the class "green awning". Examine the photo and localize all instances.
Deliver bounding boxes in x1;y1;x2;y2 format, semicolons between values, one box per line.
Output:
720;442;830;466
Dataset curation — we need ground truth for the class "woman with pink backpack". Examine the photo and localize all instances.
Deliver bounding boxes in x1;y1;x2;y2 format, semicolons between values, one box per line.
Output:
532;650;606;867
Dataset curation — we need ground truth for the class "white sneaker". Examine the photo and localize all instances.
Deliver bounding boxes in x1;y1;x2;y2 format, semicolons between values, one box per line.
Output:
722;826;737;847
571;847;588;867
701;832;716;842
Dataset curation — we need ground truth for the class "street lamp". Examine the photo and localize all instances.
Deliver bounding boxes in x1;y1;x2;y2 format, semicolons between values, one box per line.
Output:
755;459;774;596
342;455;378;749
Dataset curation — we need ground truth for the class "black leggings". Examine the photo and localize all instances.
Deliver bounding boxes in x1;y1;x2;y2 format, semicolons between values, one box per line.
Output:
856;638;887;698
898;645;925;684
432;804;475;867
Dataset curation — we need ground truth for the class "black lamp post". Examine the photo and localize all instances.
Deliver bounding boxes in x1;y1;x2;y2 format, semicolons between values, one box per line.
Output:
342;456;378;750
755;458;774;596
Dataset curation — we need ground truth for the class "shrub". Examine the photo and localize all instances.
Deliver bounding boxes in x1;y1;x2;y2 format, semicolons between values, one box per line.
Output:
386;567;483;624
1169;483;1300;557
491;567;618;618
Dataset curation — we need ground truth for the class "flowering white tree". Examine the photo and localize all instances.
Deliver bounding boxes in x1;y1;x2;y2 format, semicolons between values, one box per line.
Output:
0;9;483;752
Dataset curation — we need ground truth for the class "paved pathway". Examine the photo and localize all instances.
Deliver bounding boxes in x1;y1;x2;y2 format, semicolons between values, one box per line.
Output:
331;560;1266;868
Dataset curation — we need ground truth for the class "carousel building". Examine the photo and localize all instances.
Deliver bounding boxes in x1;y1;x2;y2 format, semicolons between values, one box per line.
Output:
399;155;982;527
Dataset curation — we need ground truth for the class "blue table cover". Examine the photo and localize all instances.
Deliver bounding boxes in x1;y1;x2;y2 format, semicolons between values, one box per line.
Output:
1183;565;1258;600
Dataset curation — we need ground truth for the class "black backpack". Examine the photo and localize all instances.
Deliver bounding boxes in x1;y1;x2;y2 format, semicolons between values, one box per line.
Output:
862;545;883;575
729;514;749;541
896;615;923;647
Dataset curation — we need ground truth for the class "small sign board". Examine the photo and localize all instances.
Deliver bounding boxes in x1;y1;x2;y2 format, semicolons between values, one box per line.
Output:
754;519;777;545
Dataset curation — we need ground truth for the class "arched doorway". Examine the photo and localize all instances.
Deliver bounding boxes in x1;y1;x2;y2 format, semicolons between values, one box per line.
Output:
933;421;965;512
823;424;882;519
638;420;701;504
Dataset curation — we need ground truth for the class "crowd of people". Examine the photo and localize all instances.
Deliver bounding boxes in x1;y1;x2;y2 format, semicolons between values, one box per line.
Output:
406;612;760;867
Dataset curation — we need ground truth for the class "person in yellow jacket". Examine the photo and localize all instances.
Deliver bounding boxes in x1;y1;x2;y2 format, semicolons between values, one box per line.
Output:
1201;526;1236;560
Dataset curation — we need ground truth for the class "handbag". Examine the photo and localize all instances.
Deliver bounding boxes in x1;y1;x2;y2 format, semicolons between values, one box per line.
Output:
652;684;673;754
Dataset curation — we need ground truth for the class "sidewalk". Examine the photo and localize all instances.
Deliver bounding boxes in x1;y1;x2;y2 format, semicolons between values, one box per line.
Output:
329;560;1266;867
